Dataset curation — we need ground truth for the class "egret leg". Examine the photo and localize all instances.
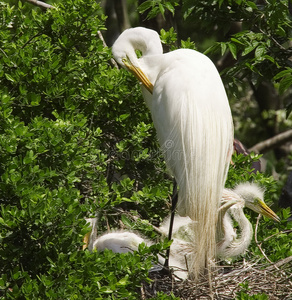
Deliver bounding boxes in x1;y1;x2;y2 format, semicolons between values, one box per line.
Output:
163;180;178;270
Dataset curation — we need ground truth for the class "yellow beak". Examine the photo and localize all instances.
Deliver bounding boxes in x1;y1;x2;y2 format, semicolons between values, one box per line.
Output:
83;231;91;250
122;57;153;94
257;198;280;222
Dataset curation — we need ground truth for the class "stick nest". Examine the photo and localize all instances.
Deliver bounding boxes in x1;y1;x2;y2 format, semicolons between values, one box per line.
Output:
142;256;292;299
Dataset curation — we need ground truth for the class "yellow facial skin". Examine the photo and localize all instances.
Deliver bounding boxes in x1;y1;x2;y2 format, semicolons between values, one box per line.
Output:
122;57;153;94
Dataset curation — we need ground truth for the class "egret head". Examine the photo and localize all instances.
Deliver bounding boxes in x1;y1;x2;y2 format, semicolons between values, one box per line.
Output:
112;27;162;94
233;182;280;222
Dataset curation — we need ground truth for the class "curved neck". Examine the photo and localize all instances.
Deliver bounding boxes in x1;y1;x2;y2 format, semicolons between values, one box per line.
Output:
224;207;253;257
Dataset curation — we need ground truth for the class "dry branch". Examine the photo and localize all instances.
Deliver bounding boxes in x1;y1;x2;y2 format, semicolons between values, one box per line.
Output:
23;0;54;9
249;129;292;154
97;31;119;69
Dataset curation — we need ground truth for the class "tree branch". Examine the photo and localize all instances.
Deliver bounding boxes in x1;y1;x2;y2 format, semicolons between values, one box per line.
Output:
249;129;292;154
97;31;119;69
23;0;54;9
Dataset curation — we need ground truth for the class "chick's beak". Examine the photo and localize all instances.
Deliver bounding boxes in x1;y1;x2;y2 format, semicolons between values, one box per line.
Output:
258;199;280;222
122;57;153;94
83;231;91;250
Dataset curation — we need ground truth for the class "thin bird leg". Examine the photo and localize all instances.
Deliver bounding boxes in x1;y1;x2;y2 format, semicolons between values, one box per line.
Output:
164;180;178;269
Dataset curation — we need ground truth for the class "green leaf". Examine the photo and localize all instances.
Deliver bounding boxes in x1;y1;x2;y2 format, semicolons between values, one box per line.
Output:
279;75;292;94
137;0;153;13
165;2;175;15
158;3;165;18
255;44;266;59
273;69;292;81
228;43;237;59
220;42;227;56
247;1;258;10
5;73;15;82
242;44;256;56
230;38;244;45
117;275;129;286
218;0;225;8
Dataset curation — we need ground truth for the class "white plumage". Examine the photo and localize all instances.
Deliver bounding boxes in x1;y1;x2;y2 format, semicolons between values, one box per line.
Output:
83;184;279;280
92;230;190;279
93;231;145;253
160;183;280;260
112;27;234;279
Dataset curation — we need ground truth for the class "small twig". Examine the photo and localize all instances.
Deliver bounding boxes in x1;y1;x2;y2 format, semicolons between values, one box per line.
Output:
262;229;292;243
114;207;165;235
257;26;287;51
255;214;273;264
0;48;17;68
140;284;146;300
97;30;119;69
21;33;42;49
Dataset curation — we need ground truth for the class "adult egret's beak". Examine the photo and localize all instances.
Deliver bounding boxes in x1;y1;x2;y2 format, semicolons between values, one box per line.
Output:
256;198;280;222
122;57;153;94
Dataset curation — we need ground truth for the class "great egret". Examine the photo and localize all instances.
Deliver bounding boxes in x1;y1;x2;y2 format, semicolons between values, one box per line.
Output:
112;27;234;279
160;183;280;259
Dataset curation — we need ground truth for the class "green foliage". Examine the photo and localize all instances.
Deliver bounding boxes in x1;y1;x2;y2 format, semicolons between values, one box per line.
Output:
160;27;196;51
138;0;179;19
236;282;269;299
1;248;155;299
226;153;279;198
0;0;172;298
160;28;178;49
248;207;292;263
148;292;180;300
196;0;292;93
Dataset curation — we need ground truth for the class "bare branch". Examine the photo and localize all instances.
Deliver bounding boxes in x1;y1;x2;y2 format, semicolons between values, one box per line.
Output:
266;255;292;270
23;0;54;9
249;129;292;154
97;30;119;69
254;214;273;264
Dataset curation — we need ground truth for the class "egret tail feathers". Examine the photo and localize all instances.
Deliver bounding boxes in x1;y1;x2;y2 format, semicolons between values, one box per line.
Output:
166;100;233;279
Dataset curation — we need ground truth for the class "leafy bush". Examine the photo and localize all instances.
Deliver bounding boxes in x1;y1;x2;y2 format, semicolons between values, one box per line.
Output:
0;0;172;298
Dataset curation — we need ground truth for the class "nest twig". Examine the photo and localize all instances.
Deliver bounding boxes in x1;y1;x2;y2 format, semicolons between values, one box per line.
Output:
143;258;292;299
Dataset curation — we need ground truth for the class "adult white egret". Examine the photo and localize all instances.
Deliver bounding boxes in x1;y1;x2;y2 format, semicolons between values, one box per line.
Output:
160;183;280;259
112;27;234;279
